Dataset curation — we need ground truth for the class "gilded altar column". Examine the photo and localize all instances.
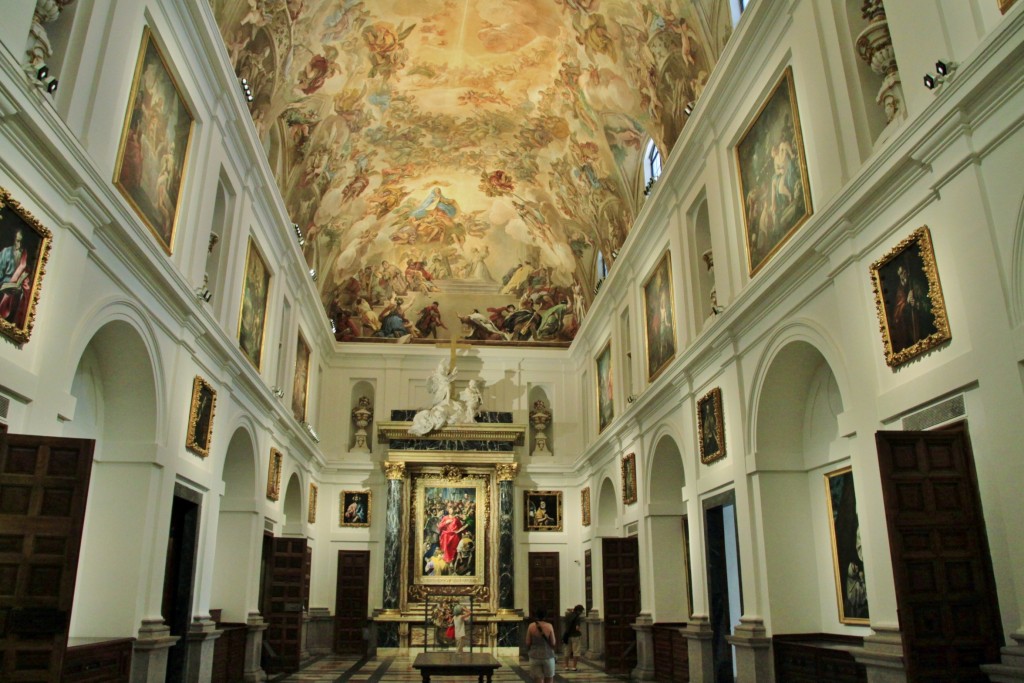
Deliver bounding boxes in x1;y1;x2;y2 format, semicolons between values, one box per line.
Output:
495;463;519;611
382;461;406;613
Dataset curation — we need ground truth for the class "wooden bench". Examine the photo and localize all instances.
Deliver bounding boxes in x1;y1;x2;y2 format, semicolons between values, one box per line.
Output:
411;652;502;682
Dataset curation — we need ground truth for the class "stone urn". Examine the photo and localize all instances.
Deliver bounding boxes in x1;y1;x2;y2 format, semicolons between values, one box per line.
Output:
351;396;373;452
856;0;905;126
530;400;552;456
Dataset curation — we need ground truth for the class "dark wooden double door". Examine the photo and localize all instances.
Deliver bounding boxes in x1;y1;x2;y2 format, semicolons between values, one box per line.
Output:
262;536;310;673
333;550;370;655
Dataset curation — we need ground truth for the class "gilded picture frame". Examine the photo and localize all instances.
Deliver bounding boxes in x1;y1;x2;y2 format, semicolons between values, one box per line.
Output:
697;388;726;464
595;340;614;433
238;237;271;370
642;251;677;382
999;0;1017;13
525;490;563;532
0;187;52;345
870;226;951;368
736;66;813;276
266;448;283;501
621;453;638;505
825;466;869;624
185;376;216;457
341;490;371;527
292;331;311;421
308;483;318;524
581;486;591;527
113;27;194;254
413;474;487;586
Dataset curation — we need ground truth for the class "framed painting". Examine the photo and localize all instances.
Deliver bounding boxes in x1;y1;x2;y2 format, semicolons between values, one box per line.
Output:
581;486;591;527
0;187;52;345
113;27;194;254
185;376;216;457
621;453;638;504
642;251;677;382
595;341;614;433
825;466;869;624
525;490;563;531
266;448;283;501
736;66;813;275
414;475;486;585
292;332;311;421
870;226;951;368
308;483;318;524
999;0;1017;13
697;388;726;464
340;490;371;527
238;237;271;370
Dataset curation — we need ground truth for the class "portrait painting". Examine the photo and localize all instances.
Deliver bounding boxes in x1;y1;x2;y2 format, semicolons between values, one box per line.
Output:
292;332;311;421
643;251;677;382
596;341;614;433
340;490;371;527
185;376;216;457
581;486;591;527
0;187;52;346
113;27;194;254
825;466;869;624
238;237;271;369
870;226;951;368
621;453;638;505
525;490;563;532
697;388;726;464
308;483;318;524
736;66;813;275
266;448;283;501
413;476;486;586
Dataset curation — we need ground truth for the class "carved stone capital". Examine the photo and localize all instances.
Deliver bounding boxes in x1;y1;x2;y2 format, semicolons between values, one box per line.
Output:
495;463;519;481
382;461;407;480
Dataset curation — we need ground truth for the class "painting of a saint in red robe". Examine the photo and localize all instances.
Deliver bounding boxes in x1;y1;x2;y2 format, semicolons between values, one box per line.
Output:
0;188;52;345
415;480;485;586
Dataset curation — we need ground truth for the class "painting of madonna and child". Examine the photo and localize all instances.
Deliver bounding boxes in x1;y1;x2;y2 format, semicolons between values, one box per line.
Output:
415;480;486;586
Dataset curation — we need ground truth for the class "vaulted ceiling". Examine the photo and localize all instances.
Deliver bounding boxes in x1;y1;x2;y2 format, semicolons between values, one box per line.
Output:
212;0;732;346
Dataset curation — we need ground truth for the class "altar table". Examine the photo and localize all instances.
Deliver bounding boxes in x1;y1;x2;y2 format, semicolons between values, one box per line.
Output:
411;652;502;682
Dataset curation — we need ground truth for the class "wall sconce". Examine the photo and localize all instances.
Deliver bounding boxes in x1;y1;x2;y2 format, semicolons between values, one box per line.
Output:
240;77;253;103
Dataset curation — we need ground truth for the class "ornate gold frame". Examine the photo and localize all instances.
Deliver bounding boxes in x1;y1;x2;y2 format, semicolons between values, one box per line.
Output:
825;466;870;625
642;250;677;382
581;486;591;527
525;490;563;531
293;331;311;422
340;489;372;527
621;453;638;505
0;187;52;345
266;448;283;501
308;483;318;524
185;376;216;457
237;236;271;370
698;388;726;465
595;340;614;433
412;471;489;589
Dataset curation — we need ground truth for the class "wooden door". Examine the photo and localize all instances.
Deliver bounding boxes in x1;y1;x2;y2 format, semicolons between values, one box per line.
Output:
602;537;640;674
876;425;1003;682
162;491;202;683
0;434;94;683
263;537;308;673
333;550;370;655
527;552;560;623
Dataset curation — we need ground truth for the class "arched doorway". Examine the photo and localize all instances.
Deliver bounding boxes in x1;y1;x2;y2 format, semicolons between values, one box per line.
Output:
645;434;690;621
211;426;260;622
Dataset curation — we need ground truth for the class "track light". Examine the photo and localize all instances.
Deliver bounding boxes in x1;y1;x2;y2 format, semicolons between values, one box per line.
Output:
271;386;284;398
45;77;58;94
194;285;211;302
36;65;49;80
935;60;957;77
293;222;305;246
924;59;958;90
240;77;253;103
309;268;317;281
684;101;694;116
329;316;337;334
923;73;941;90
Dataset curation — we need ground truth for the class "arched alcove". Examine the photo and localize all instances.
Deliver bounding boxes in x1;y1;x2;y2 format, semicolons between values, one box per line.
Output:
282;472;304;536
67;319;160;638
646;434;690;621
211;426;261;622
349;380;376;451
526;385;553;456
689;194;716;328
595;476;619;537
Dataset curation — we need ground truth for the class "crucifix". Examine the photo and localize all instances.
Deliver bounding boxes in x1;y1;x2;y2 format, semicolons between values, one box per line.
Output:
436;334;472;373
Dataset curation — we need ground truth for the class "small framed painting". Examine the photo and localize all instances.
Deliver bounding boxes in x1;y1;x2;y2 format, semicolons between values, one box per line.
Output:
870;226;951;368
292;332;311;421
524;490;562;531
999;0;1016;13
595;341;614;433
113;27;194;253
621;453;637;505
697;388;726;464
0;187;52;345
185;376;216;457
341;490;371;527
825;466;869;624
238;237;271;370
643;251;677;382
581;486;591;527
308;483;318;524
266;448;283;501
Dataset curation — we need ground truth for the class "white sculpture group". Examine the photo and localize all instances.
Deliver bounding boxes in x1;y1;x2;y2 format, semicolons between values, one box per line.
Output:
409;360;482;436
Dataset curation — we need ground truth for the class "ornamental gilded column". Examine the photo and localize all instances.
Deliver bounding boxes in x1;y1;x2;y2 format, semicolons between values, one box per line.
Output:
381;461;406;612
495;463;519;611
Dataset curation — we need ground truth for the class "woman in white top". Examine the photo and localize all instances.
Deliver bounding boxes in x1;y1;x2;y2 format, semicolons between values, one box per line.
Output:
525;607;556;683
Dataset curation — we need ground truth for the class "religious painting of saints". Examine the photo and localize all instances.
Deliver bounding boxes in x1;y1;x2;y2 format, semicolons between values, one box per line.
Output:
266;448;283;501
292;332;310;422
736;66;813;276
0;187;52;345
113;27;194;254
238;237;271;370
643;251;677;382
870;226;951;368
525;490;563;532
581;486;591;527
340;490;371;527
825;466;869;624
185;376;216;457
414;476;486;586
697;388;726;464
595;341;614;433
621;453;638;505
307;483;318;524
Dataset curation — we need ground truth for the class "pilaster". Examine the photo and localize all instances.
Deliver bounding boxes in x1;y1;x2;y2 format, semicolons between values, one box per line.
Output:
242;612;268;683
382;461;406;612
304;607;333;655
130;619;178;683
584;609;604;660
853;625;907;683
982;629;1024;682
681;615;715;683
727;617;772;682
630;612;656;681
185;616;222;683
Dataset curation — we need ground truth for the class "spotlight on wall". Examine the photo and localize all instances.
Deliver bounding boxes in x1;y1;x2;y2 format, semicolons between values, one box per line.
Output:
923;73;941;90
309;268;317;282
45;77;59;94
329;317;337;334
935;60;957;77
924;60;957;91
271;386;284;398
240;77;253;103
194;285;212;302
301;421;321;443
293;222;305;247
36;65;49;80
684;101;694;116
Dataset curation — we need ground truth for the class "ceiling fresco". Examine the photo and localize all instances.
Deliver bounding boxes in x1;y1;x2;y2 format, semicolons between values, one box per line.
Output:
212;0;732;346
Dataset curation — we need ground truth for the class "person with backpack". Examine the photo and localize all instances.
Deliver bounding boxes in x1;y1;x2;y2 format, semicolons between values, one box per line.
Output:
562;604;585;672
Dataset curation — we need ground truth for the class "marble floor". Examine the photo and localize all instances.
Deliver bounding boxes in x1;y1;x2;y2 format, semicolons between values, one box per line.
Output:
269;653;631;682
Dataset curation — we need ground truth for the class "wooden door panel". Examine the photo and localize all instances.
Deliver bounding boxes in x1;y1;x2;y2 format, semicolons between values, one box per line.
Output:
264;537;308;673
334;550;369;655
602;537;639;674
527;552;559;619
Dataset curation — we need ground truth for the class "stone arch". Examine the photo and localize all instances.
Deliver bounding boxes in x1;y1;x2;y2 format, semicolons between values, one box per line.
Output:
595;475;619;537
1010;191;1024;327
645;432;690;621
282;471;305;535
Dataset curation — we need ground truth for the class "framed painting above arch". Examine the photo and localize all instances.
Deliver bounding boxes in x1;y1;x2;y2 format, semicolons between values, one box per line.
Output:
698;388;726;464
185;376;216;457
0;187;52;345
642;251;677;382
